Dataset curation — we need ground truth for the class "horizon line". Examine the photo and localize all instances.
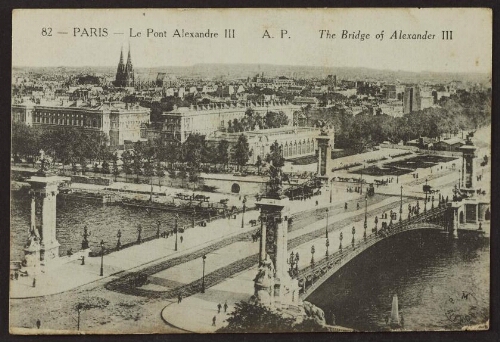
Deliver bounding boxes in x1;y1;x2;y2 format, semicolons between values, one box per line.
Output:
11;63;491;77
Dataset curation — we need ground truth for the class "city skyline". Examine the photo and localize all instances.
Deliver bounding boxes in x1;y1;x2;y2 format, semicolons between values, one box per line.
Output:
13;8;492;74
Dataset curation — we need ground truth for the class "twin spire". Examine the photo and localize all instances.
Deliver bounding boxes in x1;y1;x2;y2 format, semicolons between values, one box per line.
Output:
115;44;134;87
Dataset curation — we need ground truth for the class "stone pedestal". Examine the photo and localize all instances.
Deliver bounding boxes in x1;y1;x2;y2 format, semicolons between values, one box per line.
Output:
26;175;66;266
254;196;300;309
316;135;333;180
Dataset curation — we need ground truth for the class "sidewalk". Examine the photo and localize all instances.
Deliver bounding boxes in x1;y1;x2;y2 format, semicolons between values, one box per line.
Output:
10;208;260;299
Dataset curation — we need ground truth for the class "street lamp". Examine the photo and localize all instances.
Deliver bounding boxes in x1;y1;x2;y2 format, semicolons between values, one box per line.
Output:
374;216;378;235
352;226;355;248
325;209;329;239
137;224;142;244
360;166;364;195
326;238;330;257
424;179;428;213
364;194;368;231
339;232;343;251
99;240;104;276
156;220;161;239
116;229;122;250
81;225;91;250
400;185;403;223
241;195;247;229
289;251;295;275
295;252;300;272
201;254;206;293
311;245;315;265
174;214;179;251
330;178;333;203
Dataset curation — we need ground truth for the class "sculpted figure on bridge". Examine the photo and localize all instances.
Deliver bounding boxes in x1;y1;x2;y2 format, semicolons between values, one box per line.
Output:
302;301;326;325
252;255;276;306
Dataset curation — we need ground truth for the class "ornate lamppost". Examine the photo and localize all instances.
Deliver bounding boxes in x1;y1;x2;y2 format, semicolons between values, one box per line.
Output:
116;229;122;250
82;225;91;250
325;209;329;239
311;245;315;265
99;240;105;276
400;185;403;223
295;252;300;273
351;226;355;248
174;214;179;252
363;195;368;240
424;179;428;213
137;224;142;244
241;195;247;229
339;232;343;251
201;254;207;293
326;238;330;257
289;251;295;276
330;178;333;203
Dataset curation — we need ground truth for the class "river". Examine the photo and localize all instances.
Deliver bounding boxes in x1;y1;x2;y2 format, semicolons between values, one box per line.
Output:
10;189;196;260
306;229;489;331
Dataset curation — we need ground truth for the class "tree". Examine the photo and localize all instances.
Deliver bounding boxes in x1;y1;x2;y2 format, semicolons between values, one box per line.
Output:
11;122;40;163
111;152;120;181
218;301;296;333
217;140;230;171
121;150;133;181
182;134;205;172
232;134;252;171
132;142;145;182
255;155;264;175
218;301;328;333
74;297;110;331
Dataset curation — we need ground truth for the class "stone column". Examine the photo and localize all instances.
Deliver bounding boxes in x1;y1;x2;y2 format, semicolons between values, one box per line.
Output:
259;213;267;264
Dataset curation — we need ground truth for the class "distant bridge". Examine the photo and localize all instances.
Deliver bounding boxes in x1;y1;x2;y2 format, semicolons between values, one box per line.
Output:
297;205;456;299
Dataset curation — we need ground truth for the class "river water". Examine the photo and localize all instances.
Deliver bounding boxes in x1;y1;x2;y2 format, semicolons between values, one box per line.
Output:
10;189;195;260
307;229;489;331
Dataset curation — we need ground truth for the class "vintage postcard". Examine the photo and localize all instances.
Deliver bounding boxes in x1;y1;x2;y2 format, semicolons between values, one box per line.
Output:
10;8;491;334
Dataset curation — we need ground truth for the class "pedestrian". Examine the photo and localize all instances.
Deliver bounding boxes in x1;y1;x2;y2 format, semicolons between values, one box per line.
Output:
224;301;228;313
32;277;36;288
15;271;19;280
177;293;182;304
180;236;183;243
217;303;222;313
36;319;41;329
212;315;216;326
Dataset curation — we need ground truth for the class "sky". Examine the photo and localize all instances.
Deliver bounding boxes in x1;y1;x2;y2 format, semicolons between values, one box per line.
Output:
12;8;492;74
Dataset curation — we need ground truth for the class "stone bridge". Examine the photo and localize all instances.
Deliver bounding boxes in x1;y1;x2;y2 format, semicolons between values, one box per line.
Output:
297;205;454;299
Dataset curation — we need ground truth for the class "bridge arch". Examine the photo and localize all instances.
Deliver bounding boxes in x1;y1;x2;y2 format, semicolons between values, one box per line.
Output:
298;219;449;300
231;183;240;193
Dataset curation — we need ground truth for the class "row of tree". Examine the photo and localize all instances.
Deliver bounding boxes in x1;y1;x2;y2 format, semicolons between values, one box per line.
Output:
306;91;491;153
226;109;289;133
12;123;255;180
12;123;109;173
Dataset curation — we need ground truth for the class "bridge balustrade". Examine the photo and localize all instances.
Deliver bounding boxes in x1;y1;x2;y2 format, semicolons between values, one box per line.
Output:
296;206;448;298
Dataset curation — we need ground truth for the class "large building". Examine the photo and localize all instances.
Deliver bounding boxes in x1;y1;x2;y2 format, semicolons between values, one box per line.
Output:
403;86;434;114
206;126;326;164
13;100;150;146
115;47;135;88
157;100;301;143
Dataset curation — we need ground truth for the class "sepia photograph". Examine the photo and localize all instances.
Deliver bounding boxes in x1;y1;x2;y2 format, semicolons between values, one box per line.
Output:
10;8;491;334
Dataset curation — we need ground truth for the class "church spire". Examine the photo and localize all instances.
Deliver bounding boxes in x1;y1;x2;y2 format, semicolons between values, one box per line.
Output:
119;45;124;64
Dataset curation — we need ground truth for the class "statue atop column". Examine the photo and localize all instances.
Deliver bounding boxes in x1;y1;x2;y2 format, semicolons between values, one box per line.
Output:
37;149;54;176
266;141;285;199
